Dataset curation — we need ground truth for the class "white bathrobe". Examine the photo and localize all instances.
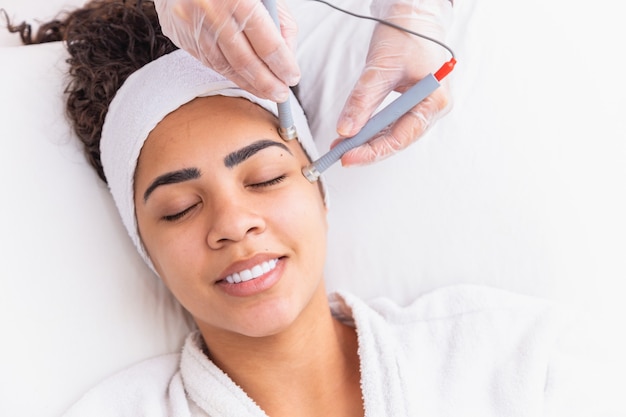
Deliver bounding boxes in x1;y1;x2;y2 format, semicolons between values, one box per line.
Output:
62;285;605;417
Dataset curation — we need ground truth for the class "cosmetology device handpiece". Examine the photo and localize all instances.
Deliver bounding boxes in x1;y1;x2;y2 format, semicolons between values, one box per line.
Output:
262;0;298;141
302;59;456;182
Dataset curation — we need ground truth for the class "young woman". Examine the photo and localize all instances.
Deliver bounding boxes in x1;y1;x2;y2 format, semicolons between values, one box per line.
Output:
7;1;594;416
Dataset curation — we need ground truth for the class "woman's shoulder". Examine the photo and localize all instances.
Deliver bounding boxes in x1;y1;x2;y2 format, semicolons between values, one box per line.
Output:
337;284;559;323
62;352;183;417
333;285;573;412
332;284;567;347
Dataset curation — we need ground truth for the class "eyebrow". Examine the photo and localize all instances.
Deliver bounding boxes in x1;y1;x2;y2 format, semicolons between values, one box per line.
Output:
143;167;201;202
142;140;292;202
224;139;291;168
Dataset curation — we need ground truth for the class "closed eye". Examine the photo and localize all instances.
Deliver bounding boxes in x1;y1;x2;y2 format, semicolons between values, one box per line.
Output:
163;203;200;222
248;175;287;189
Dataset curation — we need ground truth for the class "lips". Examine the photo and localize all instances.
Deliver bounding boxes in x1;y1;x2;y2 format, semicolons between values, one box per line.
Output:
216;255;284;297
223;258;279;284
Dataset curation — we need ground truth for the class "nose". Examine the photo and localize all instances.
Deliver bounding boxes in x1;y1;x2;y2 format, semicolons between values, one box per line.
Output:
206;196;266;249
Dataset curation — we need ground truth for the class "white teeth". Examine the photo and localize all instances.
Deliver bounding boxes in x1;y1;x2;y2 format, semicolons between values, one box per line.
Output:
251;265;264;277
240;269;253;281
224;259;278;284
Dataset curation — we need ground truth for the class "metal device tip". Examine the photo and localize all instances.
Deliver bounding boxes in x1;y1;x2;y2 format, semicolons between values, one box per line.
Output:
301;164;320;183
279;125;298;141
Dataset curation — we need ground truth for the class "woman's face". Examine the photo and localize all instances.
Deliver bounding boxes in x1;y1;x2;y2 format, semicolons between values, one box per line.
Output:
134;96;328;339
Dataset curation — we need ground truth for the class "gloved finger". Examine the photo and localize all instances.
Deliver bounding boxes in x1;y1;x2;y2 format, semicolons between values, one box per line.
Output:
276;0;299;53
210;26;292;100
336;60;407;138
336;27;441;138
337;0;452;139
246;0;300;87
156;0;299;101
334;84;452;166
222;0;300;88
191;0;295;100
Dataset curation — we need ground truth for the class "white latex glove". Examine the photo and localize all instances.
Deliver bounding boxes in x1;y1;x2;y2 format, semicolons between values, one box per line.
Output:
334;0;454;166
153;0;300;102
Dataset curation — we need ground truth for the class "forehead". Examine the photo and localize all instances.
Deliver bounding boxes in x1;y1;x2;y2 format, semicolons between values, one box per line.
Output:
135;96;309;175
148;96;278;148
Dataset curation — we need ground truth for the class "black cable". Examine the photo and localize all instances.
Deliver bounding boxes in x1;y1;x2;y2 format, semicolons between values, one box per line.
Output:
307;0;455;59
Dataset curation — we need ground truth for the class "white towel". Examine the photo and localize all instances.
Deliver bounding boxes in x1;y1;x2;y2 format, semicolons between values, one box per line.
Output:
332;286;605;416
100;49;325;273
62;285;619;416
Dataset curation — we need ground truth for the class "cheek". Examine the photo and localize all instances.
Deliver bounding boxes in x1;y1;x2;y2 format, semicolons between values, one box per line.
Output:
269;184;328;248
136;212;202;283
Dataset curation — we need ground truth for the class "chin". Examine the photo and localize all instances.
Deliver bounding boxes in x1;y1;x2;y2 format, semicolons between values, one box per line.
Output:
235;300;302;338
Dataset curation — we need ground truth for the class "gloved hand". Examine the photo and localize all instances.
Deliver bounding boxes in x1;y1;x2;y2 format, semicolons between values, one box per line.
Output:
153;0;300;102
334;0;454;166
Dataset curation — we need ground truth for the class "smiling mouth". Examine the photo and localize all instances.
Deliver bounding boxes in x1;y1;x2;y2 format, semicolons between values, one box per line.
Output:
223;258;279;284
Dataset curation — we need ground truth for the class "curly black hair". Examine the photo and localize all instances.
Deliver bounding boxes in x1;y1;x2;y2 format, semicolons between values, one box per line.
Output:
4;0;178;182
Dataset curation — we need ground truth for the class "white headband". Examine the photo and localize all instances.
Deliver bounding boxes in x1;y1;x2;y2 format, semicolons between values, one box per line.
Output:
101;49;325;274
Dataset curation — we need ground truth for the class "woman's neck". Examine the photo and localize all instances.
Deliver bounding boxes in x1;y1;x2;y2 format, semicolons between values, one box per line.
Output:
198;286;363;417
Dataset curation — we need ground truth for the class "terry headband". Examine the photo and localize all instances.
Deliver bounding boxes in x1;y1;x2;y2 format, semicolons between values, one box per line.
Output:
100;49;325;274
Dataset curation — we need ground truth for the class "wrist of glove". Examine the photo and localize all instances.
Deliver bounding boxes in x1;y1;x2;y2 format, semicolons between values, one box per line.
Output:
370;0;453;35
